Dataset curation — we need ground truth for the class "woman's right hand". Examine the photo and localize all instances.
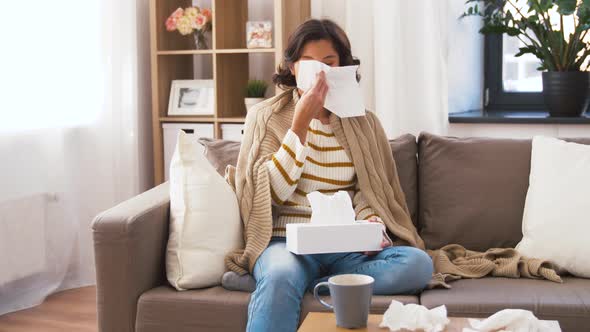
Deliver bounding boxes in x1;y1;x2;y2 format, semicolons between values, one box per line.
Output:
291;71;328;143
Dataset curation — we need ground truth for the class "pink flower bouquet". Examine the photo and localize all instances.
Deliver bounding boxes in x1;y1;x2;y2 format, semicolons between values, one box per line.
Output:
165;6;213;49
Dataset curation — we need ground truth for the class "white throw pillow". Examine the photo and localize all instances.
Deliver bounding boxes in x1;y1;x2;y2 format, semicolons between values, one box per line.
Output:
167;131;243;290
516;136;590;278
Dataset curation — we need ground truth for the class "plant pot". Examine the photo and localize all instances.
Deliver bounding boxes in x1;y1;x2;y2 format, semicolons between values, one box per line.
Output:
244;97;264;112
542;72;590;117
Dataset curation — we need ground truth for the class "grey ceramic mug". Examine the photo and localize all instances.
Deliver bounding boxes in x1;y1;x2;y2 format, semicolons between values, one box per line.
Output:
313;274;374;329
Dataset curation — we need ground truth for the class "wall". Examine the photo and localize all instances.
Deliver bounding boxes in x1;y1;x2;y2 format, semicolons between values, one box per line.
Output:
447;0;484;115
448;124;590;138
137;0;154;190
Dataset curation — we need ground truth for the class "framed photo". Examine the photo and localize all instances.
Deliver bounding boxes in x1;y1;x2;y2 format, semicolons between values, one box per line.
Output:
246;21;272;49
168;80;214;116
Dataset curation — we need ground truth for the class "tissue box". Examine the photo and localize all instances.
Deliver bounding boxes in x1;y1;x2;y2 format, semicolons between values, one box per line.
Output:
286;222;383;255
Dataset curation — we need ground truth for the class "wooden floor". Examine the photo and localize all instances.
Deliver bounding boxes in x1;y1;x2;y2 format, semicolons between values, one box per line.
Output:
0;286;97;332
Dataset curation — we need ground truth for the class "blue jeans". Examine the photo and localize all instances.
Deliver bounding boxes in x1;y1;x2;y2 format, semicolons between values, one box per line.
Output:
246;237;433;332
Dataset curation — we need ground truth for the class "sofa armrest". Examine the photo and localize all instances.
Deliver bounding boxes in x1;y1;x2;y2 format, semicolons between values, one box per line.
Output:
92;182;170;332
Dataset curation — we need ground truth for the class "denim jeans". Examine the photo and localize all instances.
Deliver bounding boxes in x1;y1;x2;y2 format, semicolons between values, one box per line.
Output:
246;237;433;332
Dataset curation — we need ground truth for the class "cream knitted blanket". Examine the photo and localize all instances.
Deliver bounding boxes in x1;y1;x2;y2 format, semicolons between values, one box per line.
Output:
225;89;562;286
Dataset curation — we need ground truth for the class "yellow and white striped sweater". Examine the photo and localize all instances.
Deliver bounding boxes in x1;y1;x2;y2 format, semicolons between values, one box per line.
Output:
266;118;379;237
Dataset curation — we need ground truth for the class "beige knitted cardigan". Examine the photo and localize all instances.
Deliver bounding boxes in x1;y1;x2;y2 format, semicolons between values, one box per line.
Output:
225;89;562;286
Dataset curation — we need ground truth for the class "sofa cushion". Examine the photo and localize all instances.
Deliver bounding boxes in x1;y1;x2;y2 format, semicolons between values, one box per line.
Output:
420;277;590;332
200;135;419;226
418;133;533;251
136;286;249;332
198;137;240;176
136;286;418;332
418;134;590;251
389;134;418;226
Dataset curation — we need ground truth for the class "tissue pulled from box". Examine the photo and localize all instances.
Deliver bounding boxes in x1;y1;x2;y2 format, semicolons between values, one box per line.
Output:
307;191;355;225
296;60;365;118
464;309;561;332
379;300;449;332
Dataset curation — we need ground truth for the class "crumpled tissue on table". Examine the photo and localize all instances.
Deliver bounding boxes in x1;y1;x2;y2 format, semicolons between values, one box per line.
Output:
296;60;366;118
307;191;356;225
379;300;450;332
463;309;561;332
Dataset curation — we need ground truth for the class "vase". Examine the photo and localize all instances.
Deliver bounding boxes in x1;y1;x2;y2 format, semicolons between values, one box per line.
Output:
193;30;210;50
244;98;265;112
542;72;590;117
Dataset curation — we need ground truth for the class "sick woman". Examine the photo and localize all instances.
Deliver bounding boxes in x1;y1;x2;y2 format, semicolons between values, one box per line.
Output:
226;19;434;332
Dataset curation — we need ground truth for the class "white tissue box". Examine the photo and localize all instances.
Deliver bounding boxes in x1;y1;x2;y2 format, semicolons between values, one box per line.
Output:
286;222;383;255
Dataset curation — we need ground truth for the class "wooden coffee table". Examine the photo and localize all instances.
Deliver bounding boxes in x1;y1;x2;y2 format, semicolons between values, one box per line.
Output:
298;312;472;332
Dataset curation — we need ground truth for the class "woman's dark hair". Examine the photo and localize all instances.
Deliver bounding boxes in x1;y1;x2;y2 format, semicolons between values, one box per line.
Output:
272;19;360;89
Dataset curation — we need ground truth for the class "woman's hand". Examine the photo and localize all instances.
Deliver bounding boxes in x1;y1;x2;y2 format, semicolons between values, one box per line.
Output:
364;216;392;256
291;71;328;143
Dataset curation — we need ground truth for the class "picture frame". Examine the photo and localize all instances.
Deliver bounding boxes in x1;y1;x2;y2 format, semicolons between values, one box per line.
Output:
168;80;215;116
246;21;273;49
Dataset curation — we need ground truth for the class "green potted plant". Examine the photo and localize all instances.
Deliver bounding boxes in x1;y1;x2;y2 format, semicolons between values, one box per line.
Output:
463;0;590;117
245;80;268;111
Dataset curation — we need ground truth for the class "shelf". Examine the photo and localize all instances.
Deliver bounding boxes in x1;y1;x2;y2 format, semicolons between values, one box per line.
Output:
216;48;276;54
218;117;246;123
157;50;214;55
157;48;276;55
216;53;249;118
159;116;245;123
160;116;216;123
149;0;311;185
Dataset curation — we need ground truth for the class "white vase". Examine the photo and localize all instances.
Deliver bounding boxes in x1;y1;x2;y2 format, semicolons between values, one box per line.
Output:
244;98;265;112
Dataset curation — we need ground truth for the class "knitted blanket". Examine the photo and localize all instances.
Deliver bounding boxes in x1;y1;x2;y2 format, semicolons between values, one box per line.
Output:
225;89;561;287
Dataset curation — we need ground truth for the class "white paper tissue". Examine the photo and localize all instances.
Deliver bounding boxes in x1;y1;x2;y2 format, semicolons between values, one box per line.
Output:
380;300;450;332
464;309;561;332
296;60;366;118
307;191;355;225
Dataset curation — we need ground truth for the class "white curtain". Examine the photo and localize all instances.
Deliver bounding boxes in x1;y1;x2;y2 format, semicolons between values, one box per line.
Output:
0;0;153;315
312;0;484;138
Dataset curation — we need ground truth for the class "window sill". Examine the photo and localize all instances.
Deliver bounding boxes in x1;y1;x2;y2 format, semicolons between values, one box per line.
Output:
449;110;590;125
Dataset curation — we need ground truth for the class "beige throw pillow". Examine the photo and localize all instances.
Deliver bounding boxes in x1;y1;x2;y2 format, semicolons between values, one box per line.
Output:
167;131;243;290
516;136;590;278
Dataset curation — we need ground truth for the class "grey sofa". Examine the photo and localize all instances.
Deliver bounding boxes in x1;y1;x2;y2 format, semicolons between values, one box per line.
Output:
92;133;590;332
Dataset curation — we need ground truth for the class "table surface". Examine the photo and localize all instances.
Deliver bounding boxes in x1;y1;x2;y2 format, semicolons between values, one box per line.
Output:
298;313;471;332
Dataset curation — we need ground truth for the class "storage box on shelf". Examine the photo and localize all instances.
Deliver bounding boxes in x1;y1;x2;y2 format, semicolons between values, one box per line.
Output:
150;0;310;184
220;123;245;142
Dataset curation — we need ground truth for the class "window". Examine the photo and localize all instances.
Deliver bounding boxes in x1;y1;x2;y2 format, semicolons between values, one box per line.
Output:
484;2;577;112
502;34;542;92
484;33;545;111
0;1;102;133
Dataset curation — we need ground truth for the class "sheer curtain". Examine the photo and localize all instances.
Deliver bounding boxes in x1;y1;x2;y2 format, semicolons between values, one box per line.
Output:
312;0;484;138
0;0;153;315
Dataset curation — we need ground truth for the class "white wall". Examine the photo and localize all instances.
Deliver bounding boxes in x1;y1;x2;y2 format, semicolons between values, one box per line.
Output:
447;0;484;114
137;0;154;190
448;124;590;138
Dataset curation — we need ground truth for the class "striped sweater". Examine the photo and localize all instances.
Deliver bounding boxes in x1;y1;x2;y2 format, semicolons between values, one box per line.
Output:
266;118;378;237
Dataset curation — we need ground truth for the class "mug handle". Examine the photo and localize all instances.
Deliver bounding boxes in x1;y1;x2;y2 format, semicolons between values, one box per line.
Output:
313;282;333;310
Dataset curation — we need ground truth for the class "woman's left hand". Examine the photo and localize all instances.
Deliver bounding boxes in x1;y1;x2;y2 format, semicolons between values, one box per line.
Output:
363;216;392;256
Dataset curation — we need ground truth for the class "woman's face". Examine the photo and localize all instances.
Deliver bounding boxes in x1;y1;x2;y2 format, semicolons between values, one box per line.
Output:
291;39;340;79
